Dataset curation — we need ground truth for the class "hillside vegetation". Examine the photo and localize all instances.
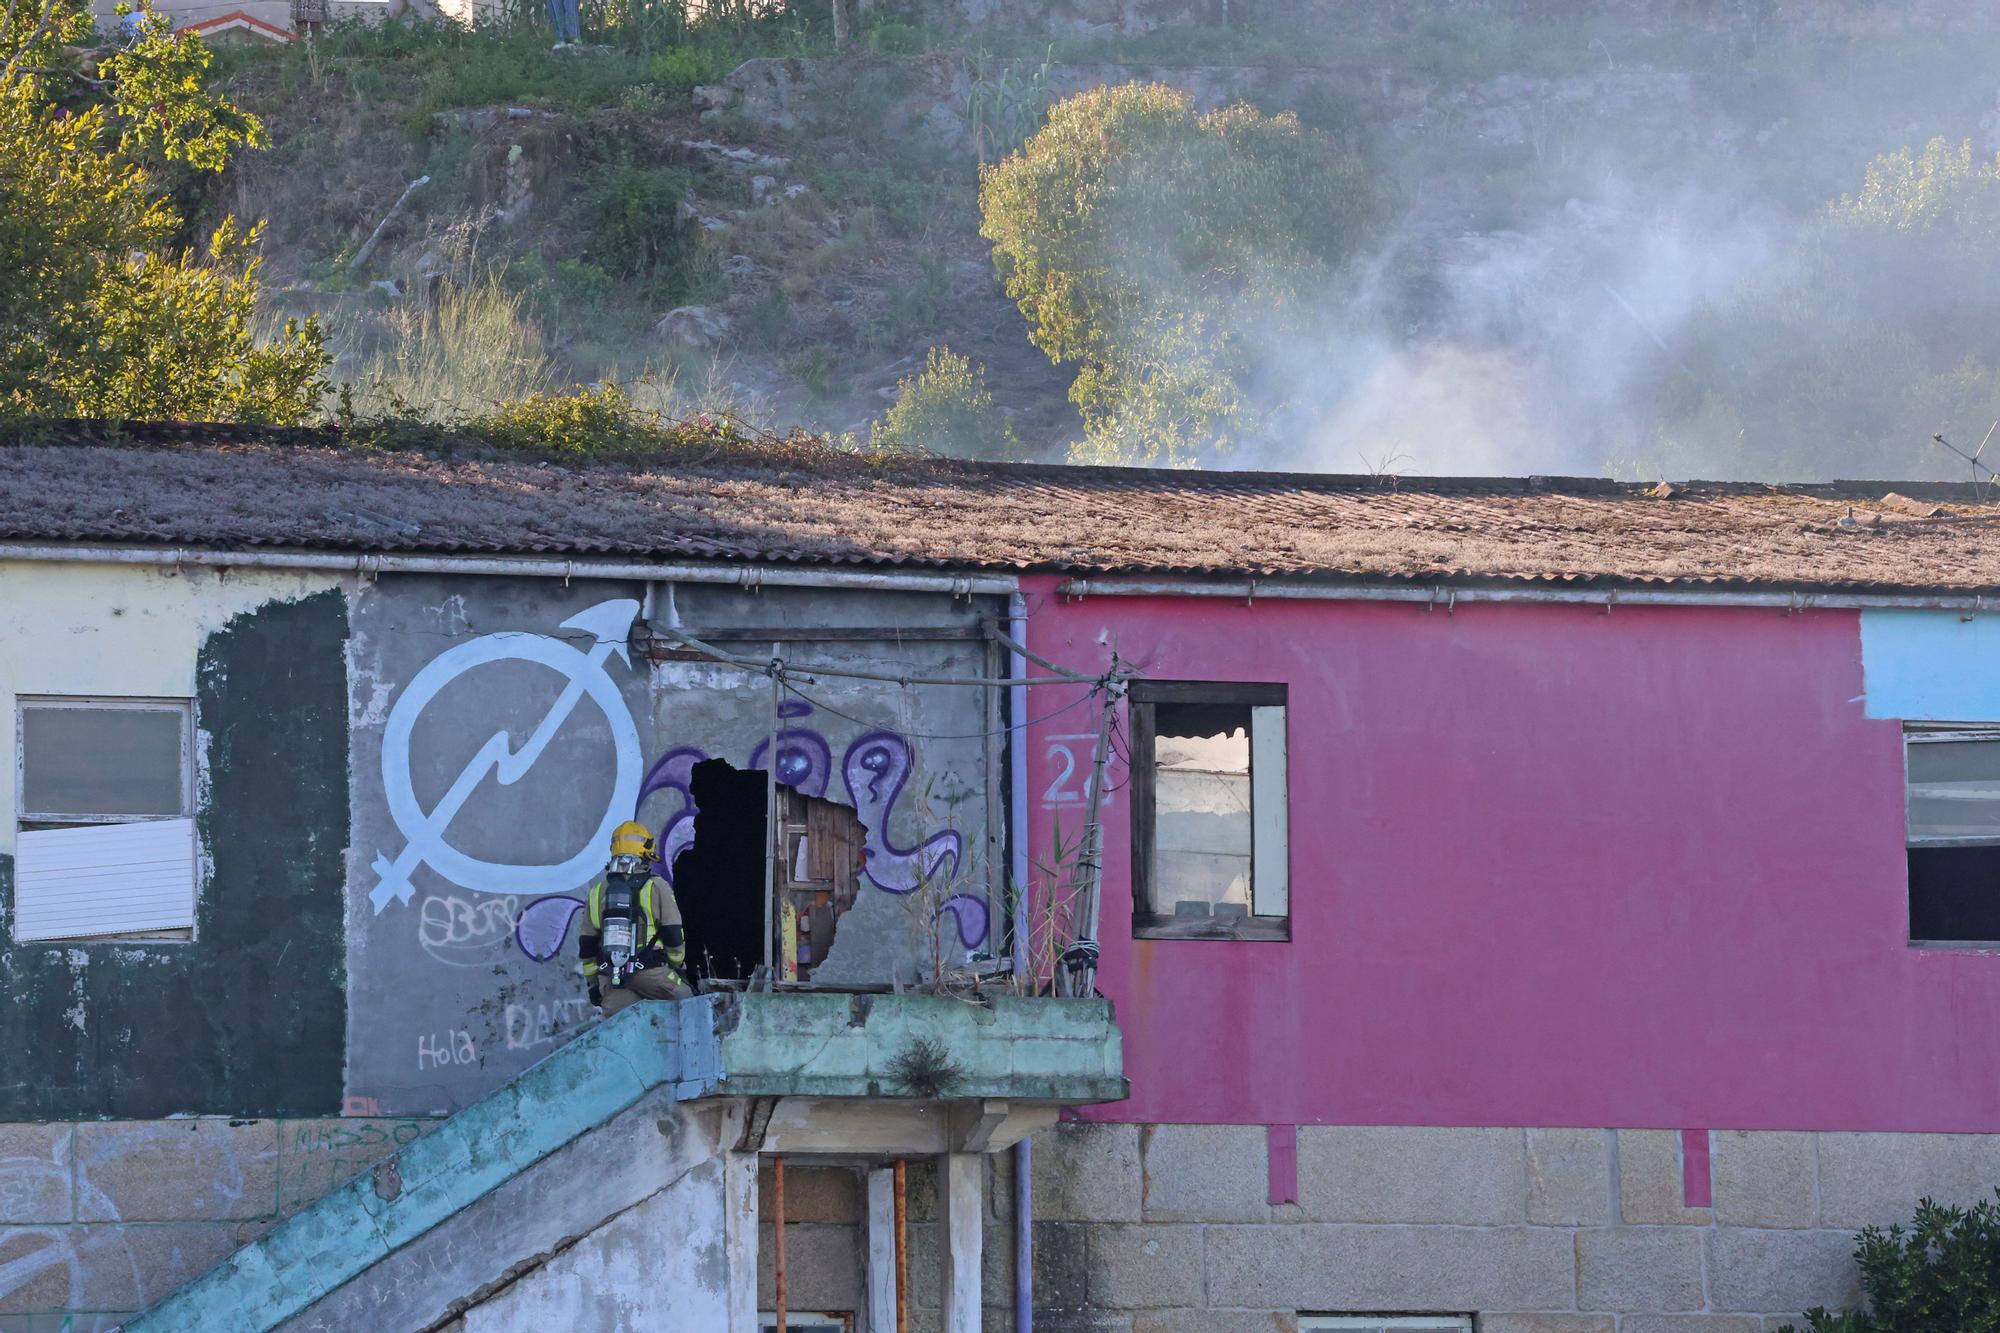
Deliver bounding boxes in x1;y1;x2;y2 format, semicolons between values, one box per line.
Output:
113;3;2000;476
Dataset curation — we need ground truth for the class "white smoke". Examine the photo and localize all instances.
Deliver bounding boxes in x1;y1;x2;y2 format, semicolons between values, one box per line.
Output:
1242;184;1784;479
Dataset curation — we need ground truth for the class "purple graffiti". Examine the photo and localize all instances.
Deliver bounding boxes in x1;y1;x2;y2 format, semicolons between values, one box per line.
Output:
748;713;832;798
637;746;708;884
515;894;585;962
526;709;987;957
842;731;963;896
636;745;705;812
937;894;990;951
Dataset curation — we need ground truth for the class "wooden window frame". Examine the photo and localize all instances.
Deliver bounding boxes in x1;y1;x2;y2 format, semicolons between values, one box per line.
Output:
1129;679;1290;943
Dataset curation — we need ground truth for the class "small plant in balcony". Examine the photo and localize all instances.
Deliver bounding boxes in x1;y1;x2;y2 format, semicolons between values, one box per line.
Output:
1781;1192;2000;1331
1018;818;1090;998
886;1036;963;1098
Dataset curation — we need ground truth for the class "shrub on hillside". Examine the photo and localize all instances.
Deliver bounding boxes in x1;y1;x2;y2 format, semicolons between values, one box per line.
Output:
870;347;1018;459
1783;1192;2000;1331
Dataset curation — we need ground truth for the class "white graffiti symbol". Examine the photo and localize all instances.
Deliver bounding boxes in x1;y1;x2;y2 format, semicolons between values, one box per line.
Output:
418;893;521;966
369;599;643;914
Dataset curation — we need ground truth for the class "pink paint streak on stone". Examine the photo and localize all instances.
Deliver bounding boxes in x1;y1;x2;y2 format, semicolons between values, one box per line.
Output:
1267;1124;1298;1205
1683;1129;1713;1208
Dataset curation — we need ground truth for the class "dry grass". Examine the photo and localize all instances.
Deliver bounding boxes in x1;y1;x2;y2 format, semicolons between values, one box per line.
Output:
341;275;557;419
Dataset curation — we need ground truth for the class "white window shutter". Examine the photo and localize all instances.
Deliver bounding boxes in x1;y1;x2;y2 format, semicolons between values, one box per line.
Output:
1250;705;1289;918
13;818;197;942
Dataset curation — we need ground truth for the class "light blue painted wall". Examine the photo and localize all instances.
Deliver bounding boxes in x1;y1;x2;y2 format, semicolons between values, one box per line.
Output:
1861;609;2000;720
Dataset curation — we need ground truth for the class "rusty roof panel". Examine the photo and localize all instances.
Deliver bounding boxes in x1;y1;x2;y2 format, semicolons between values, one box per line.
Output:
6;424;2000;593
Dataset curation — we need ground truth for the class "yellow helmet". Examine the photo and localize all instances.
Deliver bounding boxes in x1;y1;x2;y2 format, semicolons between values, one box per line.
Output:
609;820;655;859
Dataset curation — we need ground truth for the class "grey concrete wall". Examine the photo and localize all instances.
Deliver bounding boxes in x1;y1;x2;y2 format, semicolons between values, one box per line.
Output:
344;575;1004;1115
0;1116;433;1328
759;1163;866;1318
1023;1121;2000;1332
443;1155;737;1332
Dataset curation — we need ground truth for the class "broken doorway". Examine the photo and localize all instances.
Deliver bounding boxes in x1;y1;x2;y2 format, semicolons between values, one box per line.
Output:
673;759;769;983
669;758;871;985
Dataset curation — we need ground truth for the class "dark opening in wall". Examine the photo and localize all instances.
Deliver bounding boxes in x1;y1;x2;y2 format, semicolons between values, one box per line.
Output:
1905;725;2000;944
1909;846;2000;942
673;758;769;983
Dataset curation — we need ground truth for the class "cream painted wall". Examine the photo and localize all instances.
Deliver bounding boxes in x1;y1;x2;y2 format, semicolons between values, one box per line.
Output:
0;561;347;856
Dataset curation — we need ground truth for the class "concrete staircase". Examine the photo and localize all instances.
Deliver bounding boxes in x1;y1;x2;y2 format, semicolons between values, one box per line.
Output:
121;991;1125;1332
124;1002;751;1331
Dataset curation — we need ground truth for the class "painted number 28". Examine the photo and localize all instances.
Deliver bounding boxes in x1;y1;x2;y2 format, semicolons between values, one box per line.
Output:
1042;737;1111;808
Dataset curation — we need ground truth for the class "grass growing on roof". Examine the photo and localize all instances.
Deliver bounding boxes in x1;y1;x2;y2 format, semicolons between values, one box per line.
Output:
336;380;922;466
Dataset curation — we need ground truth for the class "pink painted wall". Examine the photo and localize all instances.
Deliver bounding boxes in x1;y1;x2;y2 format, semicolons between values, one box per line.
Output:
1022;579;2000;1133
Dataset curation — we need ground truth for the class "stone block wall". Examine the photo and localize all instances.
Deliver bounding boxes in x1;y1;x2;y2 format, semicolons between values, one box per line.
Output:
0;1116;434;1330
1023;1121;2000;1331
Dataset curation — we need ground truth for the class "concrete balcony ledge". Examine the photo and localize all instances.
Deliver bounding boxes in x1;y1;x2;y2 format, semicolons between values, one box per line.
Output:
700;990;1127;1104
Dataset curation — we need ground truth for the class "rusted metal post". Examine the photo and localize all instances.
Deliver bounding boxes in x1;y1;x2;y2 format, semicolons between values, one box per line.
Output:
774;1156;787;1333
894;1158;909;1333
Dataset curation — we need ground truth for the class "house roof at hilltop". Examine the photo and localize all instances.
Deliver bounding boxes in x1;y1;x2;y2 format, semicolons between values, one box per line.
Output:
6;422;2000;596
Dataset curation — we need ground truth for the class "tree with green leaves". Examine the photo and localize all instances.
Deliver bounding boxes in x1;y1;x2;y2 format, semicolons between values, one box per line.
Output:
978;81;1372;467
0;0;327;422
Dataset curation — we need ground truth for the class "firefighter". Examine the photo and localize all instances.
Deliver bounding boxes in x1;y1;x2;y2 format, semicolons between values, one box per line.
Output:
579;821;692;1015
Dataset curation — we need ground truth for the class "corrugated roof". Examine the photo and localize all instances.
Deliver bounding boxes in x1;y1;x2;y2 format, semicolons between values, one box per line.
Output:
7;423;2000;594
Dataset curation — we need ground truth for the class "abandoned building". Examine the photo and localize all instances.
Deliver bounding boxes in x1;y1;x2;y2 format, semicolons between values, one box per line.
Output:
6;428;2000;1330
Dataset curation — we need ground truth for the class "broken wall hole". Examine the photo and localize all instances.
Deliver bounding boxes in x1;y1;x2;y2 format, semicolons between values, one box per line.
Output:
671;758;869;984
675;758;769;984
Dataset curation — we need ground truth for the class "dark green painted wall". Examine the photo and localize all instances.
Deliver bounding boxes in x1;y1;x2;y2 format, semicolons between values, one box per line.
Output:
0;591;349;1118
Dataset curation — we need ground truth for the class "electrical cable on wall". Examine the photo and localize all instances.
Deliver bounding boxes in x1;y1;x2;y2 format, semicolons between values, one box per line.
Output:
777;677;1105;743
647;621;1110;690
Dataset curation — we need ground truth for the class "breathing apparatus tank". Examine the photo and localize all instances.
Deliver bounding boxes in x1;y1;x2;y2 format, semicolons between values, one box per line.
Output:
598;856;648;986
